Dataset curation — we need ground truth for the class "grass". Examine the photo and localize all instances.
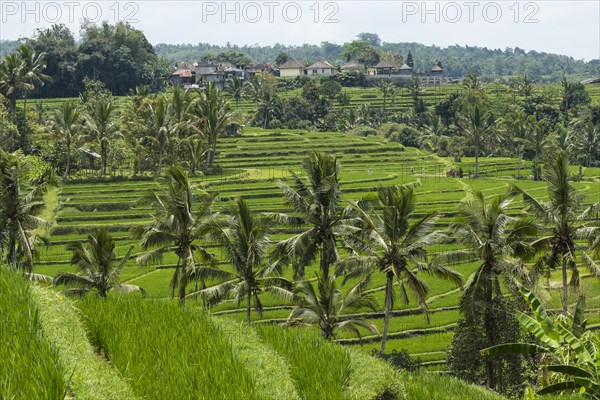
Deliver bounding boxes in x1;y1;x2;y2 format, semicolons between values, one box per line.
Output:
256;325;353;400
401;372;505;400
30;285;136;400
77;296;259;400
0;269;67;399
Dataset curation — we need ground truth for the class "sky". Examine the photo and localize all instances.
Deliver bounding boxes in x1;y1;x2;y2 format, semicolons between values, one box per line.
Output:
1;0;599;60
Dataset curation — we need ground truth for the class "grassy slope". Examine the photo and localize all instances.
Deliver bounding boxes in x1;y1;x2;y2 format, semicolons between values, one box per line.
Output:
31;285;136;400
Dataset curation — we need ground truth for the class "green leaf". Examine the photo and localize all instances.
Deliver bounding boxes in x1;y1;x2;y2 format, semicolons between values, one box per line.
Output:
515;311;560;349
546;364;593;379
482;343;550;356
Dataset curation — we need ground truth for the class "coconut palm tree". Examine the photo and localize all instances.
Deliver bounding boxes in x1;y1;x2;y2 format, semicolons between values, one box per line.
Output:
459;105;500;178
131;166;218;303
0;150;54;272
47;101;82;179
53;227;144;297
193;198;292;323
270;151;346;279
342;184;463;355
377;80;394;116
513;151;600;313
442;191;539;389
145;95;172;176
16;45;50;148
225;76;244;108
191;82;234;169
0;53;31;112
83;98;122;177
286;272;379;341
575;122;600;167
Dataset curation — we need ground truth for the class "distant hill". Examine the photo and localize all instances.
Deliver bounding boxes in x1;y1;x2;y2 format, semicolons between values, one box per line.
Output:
155;41;600;82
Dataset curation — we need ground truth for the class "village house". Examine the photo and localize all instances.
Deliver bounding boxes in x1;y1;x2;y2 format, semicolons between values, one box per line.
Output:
278;60;305;77
373;60;396;76
340;59;366;73
305;61;335;76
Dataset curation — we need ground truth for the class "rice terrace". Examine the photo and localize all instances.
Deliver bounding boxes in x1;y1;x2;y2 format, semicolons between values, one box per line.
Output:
1;4;600;399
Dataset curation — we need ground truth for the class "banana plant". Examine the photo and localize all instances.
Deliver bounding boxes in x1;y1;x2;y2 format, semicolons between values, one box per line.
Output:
482;287;599;398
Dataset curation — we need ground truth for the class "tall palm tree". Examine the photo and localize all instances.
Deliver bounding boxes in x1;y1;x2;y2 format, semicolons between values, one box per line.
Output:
514;151;600;313
83;98;122;177
131;166;218;303
574;122;600;168
286;272;379;341
501;107;536;179
225;76;244;108
166;84;193;138
459;105;499;178
47;101;82;179
16;45;50;149
0;151;53;272
53;227;144;297
0;53;31;112
377;80;394;116
343;185;463;355
194;198;292;323
191;82;234;168
145;95;172;176
271;151;346;279
443;191;538;389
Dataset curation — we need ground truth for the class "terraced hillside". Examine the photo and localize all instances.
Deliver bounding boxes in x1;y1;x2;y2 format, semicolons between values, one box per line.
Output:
37;128;600;371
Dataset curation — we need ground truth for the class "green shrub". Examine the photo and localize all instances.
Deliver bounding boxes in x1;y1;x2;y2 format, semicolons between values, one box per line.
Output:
0;269;67;399
349;126;379;137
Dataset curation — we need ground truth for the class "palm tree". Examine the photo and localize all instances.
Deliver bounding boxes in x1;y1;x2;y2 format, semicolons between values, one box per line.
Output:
459;105;499;178
343;185;463;355
16;45;50;149
271;151;346;279
47;101;82;179
194;198;292;323
191;82;234;169
443;191;538;389
574;122;600;167
83;98;122;177
0;53;31;112
514;151;600;313
145;95;172;176
131;166;218;303
53;227;144;297
286;272;379;341
377;80;394;116
166;84;193;138
225;76;244;108
501;107;536;179
0;151;53;272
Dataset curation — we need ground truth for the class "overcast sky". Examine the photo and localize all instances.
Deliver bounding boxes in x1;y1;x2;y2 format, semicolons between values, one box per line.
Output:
1;1;599;60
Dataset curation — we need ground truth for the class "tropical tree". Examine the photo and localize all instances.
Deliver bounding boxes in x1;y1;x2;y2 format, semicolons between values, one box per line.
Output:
225;76;244;108
286;271;379;341
514;151;600;313
377;80;395;116
343;184;463;355
145;95;172;176
270;151;346;279
0;151;53;272
53;227;145;297
574;122;600;167
47;101;82;179
83;98;122;177
193;198;292;323
483;287;600;398
16;45;50;147
501;107;536;179
191;82;234;169
442;191;539;390
459;105;499;178
0;53;31;112
131;166;218;303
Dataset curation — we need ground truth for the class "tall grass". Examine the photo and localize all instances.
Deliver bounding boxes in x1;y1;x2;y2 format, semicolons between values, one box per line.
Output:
77;296;258;399
0;269;67;399
256;325;352;400
31;285;136;399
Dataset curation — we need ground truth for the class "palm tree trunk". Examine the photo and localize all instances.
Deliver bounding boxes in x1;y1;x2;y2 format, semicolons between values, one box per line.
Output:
246;288;252;324
561;256;568;313
157;147;164;177
484;270;496;390
65;142;71;179
21;92;28;150
320;242;329;279
474;143;479;178
7;235;17;267
380;271;393;356
8;93;17;112
100;142;107;177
